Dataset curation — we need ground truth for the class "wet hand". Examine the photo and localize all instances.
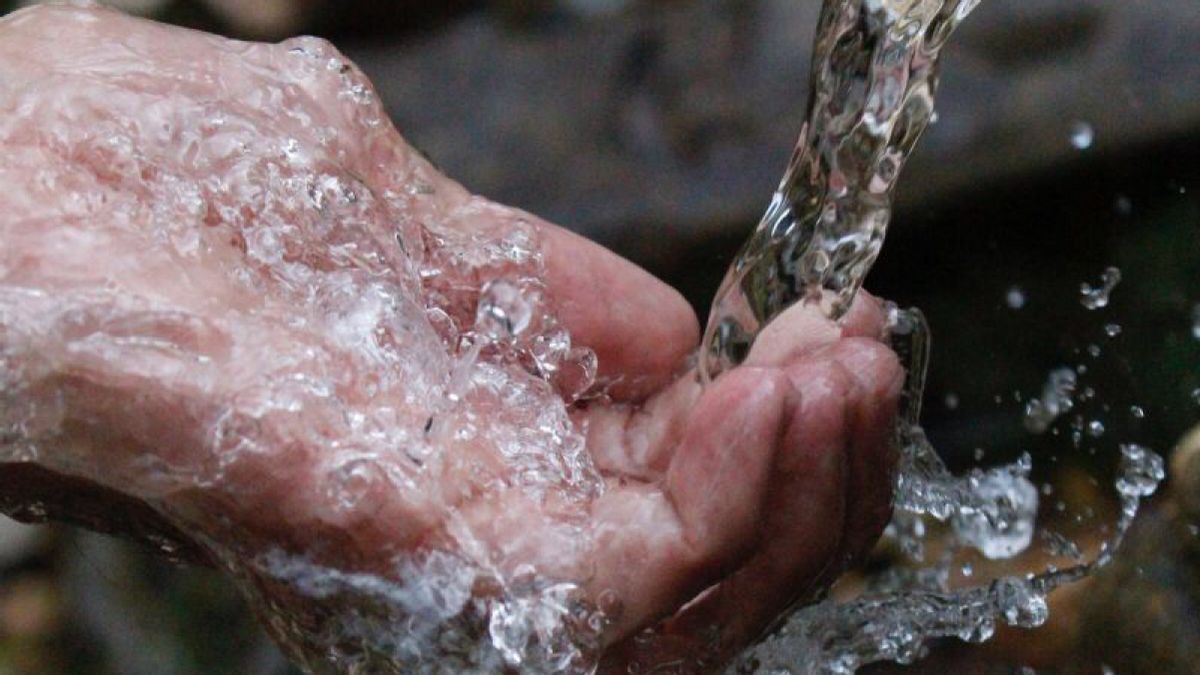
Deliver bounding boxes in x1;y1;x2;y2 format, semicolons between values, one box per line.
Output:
0;5;902;672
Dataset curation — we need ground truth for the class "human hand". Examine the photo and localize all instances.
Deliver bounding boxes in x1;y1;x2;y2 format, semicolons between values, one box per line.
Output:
0;4;902;672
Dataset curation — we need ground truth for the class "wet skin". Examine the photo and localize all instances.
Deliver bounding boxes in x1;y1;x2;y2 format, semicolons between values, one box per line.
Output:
0;5;901;671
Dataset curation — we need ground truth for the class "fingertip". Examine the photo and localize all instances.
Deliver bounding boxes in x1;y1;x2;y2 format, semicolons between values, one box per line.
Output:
839;290;888;341
829;337;904;401
666;366;791;563
744;302;840;368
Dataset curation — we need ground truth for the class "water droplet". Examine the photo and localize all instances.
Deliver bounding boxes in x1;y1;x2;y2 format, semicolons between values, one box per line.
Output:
1191;303;1200;340
1130;405;1146;419
1192;388;1200;405
960;563;973;577
944;392;960;410
1023;368;1077;433
1079;266;1121;310
1005;286;1026;309
1087;420;1105;437
1113;195;1132;216
1069;121;1094;150
1103;323;1121;337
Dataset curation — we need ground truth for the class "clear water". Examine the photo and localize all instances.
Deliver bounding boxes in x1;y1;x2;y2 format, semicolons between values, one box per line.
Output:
700;0;984;379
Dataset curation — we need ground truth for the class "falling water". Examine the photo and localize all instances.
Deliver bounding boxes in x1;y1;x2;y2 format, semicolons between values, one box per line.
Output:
701;0;984;379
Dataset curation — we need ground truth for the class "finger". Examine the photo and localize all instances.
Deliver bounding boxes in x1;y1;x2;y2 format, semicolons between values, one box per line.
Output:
603;338;902;670
537;221;699;401
603;357;854;669
581;291;886;482
581;370;702;480
586;367;792;641
743;290;886;368
839;289;888;341
824;337;904;562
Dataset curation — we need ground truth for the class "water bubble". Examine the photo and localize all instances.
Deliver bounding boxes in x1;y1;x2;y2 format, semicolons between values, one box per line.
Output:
1069;121;1094;150
475;279;534;340
1115;444;1165;498
1079;267;1121;310
1005;286;1026;309
1087;420;1105;437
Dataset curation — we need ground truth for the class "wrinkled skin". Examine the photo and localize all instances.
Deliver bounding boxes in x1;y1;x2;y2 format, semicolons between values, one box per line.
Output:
0;4;902;672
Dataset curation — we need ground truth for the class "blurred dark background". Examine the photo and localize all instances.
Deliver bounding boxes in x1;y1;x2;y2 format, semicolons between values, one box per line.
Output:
0;0;1196;672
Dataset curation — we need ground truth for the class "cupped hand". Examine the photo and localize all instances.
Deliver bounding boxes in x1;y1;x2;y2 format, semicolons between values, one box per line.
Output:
0;4;902;672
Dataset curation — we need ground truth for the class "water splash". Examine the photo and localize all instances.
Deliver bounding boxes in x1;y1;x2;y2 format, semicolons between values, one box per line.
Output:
730;307;1164;674
1022;367;1079;434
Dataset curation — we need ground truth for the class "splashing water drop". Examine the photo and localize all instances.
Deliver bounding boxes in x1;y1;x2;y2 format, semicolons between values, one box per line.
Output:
1023;367;1078;434
1069;121;1095;150
1080;267;1122;310
1005;286;1026;309
951;467;1039;559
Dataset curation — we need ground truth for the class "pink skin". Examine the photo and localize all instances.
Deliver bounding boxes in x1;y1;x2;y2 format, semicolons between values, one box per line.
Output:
0;4;902;672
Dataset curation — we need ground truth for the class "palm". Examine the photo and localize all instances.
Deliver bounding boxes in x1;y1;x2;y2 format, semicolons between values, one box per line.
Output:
0;5;902;672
